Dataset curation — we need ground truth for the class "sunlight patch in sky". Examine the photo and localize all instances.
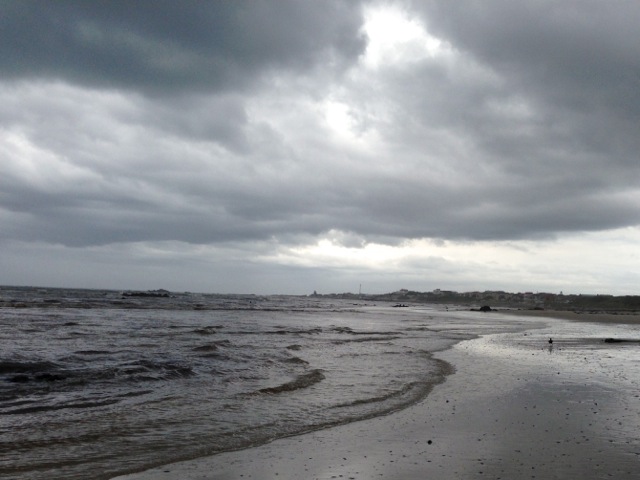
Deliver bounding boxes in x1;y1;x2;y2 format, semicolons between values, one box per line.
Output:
362;4;448;69
324;101;356;135
263;227;640;294
283;237;407;269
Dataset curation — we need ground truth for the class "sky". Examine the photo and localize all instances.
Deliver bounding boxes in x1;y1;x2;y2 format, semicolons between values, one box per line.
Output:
1;1;639;295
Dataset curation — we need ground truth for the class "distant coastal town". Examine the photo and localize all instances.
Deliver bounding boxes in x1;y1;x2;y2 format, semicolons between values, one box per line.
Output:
312;289;640;313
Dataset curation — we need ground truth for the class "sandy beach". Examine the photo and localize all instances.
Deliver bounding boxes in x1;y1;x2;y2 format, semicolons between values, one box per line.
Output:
499;308;640;325
113;312;640;480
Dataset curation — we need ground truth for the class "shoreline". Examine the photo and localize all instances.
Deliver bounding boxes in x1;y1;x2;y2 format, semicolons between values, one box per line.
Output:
497;308;640;324
112;313;640;479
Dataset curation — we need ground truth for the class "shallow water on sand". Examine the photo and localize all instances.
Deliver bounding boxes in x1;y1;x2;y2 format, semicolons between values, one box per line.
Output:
460;317;640;461
109;312;640;480
0;287;536;480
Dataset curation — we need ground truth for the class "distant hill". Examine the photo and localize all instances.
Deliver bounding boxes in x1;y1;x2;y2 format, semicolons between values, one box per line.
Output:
313;289;640;313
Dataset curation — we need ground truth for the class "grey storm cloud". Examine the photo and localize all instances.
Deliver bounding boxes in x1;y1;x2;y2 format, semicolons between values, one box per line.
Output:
1;0;640;254
415;1;640;166
0;0;366;93
418;1;640;116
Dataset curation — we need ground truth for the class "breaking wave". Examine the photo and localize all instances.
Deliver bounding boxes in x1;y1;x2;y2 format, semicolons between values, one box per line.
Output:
257;369;325;394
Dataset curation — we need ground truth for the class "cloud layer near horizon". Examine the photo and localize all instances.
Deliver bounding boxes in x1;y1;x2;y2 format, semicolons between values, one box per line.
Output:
1;1;639;294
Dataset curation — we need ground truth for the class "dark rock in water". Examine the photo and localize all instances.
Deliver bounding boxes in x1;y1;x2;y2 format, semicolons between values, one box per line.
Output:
603;338;640;344
8;374;30;383
122;289;170;298
471;305;492;312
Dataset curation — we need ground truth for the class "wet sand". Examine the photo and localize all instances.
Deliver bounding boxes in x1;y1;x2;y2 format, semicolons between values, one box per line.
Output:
500;308;640;325
113;313;640;479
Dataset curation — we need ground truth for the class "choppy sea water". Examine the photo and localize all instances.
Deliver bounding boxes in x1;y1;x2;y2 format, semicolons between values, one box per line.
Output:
0;287;533;480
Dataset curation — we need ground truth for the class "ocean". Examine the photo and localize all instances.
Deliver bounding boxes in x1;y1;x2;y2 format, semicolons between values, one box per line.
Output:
0;286;533;479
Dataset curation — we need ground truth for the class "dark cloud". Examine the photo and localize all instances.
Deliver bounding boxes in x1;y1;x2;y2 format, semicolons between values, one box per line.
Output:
418;1;640;114
414;1;640;166
342;0;640;239
1;0;366;94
